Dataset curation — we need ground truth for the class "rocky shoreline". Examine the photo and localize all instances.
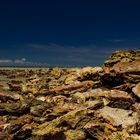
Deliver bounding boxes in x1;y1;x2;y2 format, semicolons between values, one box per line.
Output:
0;50;140;140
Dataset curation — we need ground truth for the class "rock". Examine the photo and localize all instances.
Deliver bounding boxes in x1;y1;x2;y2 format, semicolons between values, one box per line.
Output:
103;50;140;67
110;60;140;74
1;114;33;140
90;88;133;109
36;96;46;101
102;61;140;89
32;117;67;137
79;67;103;75
107;131;140;140
96;106;138;129
0;90;21;102
113;83;134;91
49;80;96;95
21;76;43;94
64;129;86;140
49;67;64;79
92;88;133;101
8;83;22;92
52;102;78;115
32;107;91;137
73;91;96;103
84;121;117;139
0;100;29;115
103;50;140;89
103;90;133;109
77;66;103;81
0;50;140;139
32;99;102;138
132;82;140;98
30;102;53;117
132;102;140;112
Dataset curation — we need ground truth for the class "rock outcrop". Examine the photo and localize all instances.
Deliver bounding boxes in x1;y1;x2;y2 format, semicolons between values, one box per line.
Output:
0;50;140;140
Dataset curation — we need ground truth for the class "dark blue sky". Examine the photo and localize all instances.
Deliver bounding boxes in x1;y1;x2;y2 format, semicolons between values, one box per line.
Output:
0;0;140;66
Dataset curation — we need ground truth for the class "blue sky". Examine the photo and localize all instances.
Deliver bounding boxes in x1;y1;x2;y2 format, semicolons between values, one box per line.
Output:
0;0;140;66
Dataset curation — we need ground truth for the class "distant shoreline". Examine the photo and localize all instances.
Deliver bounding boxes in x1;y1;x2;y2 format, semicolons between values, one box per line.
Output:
0;66;83;69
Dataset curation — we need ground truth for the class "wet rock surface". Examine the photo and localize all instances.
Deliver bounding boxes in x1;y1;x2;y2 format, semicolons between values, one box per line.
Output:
0;50;140;139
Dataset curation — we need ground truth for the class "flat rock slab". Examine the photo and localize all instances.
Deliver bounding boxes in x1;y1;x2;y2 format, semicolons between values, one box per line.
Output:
49;80;95;95
91;88;133;102
110;60;140;74
96;106;138;129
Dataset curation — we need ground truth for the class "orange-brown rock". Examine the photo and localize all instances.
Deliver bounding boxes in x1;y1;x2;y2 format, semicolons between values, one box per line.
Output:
110;60;140;74
49;80;96;95
132;82;140;98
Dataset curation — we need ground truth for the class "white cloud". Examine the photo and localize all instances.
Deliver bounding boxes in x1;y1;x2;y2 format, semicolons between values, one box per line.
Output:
0;58;50;67
0;59;12;63
14;58;26;64
21;58;26;62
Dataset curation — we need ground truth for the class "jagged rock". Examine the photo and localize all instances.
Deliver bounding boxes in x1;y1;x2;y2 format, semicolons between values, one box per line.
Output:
0;90;22;102
73;91;96;104
110;60;140;74
64;129;86;140
63;70;80;85
49;80;97;95
77;66;103;81
84;121;117;140
103;50;140;89
102;61;140;90
8;83;22;92
88;88;134;109
0;100;29;115
132;82;140;98
51;95;68;105
32;99;102;138
104;50;140;67
113;83;135;91
0;50;140;139
49;67;64;79
92;88;133;101
30;102;53;117
107;131;140;140
78;67;103;76
1;114;33;140
36;96;46;101
33;108;92;137
124;74;140;83
132;102;140;112
52;102;78;115
21;75;46;95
